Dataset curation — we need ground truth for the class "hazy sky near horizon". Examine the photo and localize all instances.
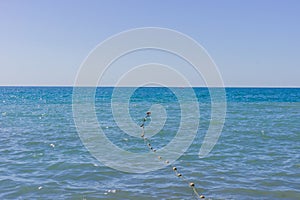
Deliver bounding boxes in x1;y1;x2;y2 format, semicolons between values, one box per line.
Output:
0;0;299;87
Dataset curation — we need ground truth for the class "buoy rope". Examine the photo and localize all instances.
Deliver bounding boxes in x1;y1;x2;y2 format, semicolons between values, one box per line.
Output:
140;111;205;199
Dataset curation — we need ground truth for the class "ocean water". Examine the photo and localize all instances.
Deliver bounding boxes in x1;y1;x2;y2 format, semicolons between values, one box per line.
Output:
0;87;299;200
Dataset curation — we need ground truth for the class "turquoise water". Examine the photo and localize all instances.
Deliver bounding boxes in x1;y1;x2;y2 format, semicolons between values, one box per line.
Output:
0;87;299;199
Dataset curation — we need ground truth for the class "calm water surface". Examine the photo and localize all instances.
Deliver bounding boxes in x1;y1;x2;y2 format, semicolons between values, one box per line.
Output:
0;87;299;199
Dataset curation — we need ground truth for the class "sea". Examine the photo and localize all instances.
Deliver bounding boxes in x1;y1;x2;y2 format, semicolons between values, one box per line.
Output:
0;87;299;200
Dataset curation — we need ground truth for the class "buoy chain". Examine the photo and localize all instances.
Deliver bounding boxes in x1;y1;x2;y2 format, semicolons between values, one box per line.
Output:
140;112;205;199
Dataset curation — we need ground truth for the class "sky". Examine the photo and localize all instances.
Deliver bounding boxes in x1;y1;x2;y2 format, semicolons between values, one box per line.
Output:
0;0;299;87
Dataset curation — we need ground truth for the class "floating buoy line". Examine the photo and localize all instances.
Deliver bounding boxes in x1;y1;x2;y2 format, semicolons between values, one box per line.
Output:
140;111;205;199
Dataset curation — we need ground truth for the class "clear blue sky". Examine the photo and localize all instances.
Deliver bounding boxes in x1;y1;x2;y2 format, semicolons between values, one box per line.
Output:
0;0;299;87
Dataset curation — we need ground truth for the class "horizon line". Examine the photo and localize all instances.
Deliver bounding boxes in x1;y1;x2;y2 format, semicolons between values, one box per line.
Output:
0;85;299;88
